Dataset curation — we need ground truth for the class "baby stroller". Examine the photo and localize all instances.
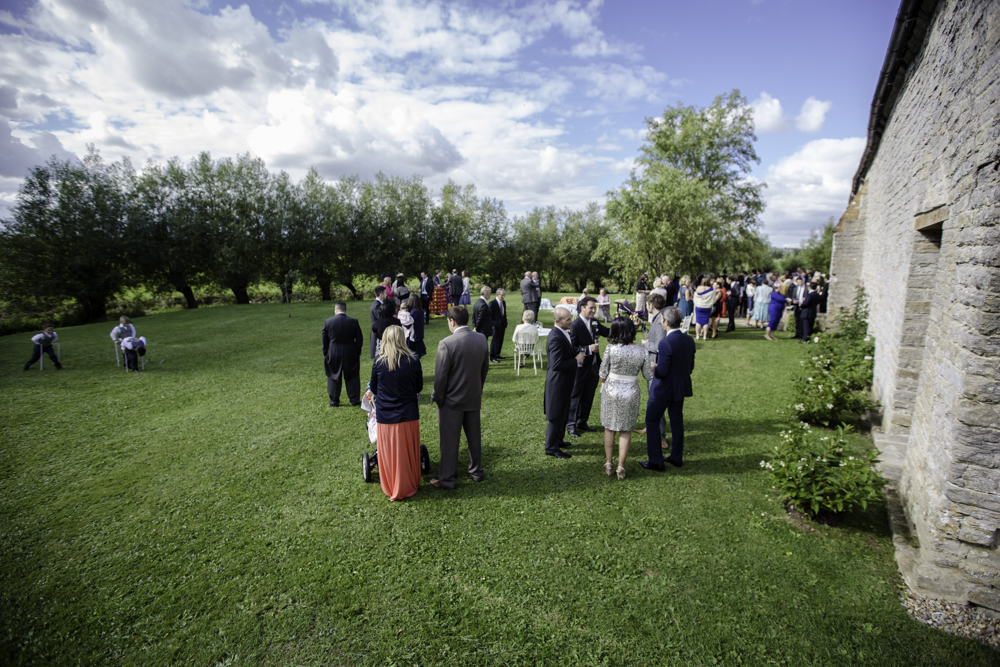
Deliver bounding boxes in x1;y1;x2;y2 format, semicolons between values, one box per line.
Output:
615;299;648;333
360;389;430;483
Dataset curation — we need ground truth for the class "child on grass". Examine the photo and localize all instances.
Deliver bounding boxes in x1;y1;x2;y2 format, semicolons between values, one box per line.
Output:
120;336;147;372
24;324;61;370
110;316;137;346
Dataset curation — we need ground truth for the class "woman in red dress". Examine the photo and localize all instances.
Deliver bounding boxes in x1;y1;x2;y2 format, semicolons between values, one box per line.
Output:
369;326;423;501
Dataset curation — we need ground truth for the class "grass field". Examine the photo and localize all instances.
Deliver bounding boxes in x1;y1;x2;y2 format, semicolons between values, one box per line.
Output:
1;297;994;666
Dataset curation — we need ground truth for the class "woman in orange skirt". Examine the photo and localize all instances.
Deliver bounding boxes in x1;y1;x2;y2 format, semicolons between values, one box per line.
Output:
369;325;424;501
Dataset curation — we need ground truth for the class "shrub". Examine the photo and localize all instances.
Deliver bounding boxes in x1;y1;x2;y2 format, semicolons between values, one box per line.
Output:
762;422;886;517
790;287;878;426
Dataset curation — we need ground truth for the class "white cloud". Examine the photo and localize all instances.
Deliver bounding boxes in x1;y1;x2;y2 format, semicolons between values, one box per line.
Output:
751;92;788;133
795;97;832;133
761;137;866;245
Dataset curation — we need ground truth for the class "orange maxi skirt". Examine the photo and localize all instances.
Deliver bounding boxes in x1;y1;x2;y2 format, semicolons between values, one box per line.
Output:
376;420;421;501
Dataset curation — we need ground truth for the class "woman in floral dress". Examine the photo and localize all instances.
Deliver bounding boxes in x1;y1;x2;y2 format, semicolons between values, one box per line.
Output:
599;317;652;479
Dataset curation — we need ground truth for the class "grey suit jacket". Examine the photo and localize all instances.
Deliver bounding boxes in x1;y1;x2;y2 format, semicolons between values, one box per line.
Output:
520;276;539;304
644;311;665;361
433;327;490;411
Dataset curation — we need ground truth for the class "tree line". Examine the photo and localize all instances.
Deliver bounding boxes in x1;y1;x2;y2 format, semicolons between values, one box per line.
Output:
1;90;799;324
0;149;613;321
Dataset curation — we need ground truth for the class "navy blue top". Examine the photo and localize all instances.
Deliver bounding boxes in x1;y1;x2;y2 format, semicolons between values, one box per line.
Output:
410;307;424;341
370;355;423;424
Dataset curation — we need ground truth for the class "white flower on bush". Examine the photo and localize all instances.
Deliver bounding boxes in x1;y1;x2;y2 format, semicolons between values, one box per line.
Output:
864;355;872;361
864;336;870;342
794;404;805;411
827;403;834;409
814;337;819;343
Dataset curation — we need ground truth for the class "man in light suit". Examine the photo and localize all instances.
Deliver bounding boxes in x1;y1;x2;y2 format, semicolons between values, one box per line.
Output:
544;306;586;458
567;296;610;437
641;306;696;471
520;271;540;322
449;269;464;306
489;288;508;362
431;306;491;489
369;285;386;359
799;282;821;343
322;302;364;407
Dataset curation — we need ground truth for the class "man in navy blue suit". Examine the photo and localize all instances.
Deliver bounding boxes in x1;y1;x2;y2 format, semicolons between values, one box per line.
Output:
640;306;696;471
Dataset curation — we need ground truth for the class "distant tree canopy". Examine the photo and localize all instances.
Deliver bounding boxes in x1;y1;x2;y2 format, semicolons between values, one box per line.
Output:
598;90;770;280
778;218;835;275
0;147;613;321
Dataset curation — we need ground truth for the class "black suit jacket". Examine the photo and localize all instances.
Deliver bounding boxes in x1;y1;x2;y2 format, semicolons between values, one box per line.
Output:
801;290;820;319
322;314;363;380
369;299;383;358
570;316;610;371
489;298;508;329
449;274;463;298
544;328;578;419
649;331;696;403
472;297;494;336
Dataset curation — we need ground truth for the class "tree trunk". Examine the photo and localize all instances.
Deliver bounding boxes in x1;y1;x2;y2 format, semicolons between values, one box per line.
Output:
318;277;332;301
232;285;250;304
78;295;108;322
176;284;198;309
344;281;360;300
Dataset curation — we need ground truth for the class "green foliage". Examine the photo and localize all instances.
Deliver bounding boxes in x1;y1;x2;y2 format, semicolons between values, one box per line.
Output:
763;423;887;517
599;90;768;279
511;204;610;292
791;287;878;426
779;217;835;274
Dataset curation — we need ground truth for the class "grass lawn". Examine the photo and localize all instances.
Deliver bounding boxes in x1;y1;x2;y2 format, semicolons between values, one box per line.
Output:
1;297;994;666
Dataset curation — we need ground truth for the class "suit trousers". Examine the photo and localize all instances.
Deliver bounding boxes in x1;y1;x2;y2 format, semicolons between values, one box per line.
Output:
793;308;803;339
545;407;570;454
25;344;60;370
327;370;360;406
645;397;685;465
802;315;816;342
437;406;483;488
421;294;431;322
645;378;667;438
569;362;599;429
490;324;506;359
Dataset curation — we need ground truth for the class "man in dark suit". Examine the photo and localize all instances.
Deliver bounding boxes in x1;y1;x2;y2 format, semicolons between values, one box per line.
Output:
448;270;463;306
665;275;679;308
419;271;432;323
430;306;490;489
567;296;610;436
800;282;821;343
489;288;508;362
520;271;540;322
369;285;386;359
791;276;806;339
322;302;364;407
544;305;585;458
641;306;696;471
471;286;494;358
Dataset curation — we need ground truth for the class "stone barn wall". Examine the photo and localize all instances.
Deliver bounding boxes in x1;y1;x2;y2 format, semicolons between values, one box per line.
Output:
829;0;1000;609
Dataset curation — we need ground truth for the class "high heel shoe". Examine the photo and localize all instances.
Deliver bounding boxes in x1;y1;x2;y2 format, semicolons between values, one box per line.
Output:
616;466;626;480
605;462;614;476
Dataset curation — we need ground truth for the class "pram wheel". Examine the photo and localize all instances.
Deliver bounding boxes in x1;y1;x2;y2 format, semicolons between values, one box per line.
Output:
362;452;372;483
420;444;430;474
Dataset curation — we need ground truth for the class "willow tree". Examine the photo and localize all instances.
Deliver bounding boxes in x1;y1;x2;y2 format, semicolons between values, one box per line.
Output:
598;90;767;279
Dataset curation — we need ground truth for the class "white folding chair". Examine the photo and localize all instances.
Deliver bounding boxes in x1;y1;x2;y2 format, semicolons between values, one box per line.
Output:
38;343;60;371
113;340;121;367
513;329;540;375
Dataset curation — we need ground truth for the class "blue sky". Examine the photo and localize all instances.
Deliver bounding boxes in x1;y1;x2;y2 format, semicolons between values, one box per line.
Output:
0;0;901;246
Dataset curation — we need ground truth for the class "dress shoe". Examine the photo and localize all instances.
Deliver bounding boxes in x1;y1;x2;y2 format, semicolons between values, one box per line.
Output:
497;356;507;360
429;478;453;489
490;358;501;363
580;425;597;433
639;460;666;472
546;450;572;459
559;441;573;448
665;457;683;468
350;402;362;407
329;402;339;407
566;427;581;437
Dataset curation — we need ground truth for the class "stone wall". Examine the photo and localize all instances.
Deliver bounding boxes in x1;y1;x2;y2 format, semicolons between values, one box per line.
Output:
829;0;1000;609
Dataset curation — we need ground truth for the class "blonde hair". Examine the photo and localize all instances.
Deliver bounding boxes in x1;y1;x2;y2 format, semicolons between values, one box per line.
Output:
376;326;415;372
522;310;535;324
652;277;663;288
680;275;690;287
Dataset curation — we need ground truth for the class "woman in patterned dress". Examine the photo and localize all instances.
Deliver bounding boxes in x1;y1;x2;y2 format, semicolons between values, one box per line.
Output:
599;317;652;479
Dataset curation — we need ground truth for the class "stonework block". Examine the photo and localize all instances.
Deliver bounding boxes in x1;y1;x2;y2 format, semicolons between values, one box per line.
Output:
967;586;1000;612
957;516;1000;547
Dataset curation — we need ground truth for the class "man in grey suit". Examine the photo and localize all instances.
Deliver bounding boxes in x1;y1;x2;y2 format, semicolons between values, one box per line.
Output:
369;285;386;359
641;292;668;446
520;271;540;322
430;306;491;489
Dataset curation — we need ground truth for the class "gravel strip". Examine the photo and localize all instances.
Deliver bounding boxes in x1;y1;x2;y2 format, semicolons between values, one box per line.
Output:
900;587;1000;650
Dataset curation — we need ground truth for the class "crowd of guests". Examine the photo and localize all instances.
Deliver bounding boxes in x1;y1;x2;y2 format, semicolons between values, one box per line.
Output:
634;269;829;343
326;266;828;502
